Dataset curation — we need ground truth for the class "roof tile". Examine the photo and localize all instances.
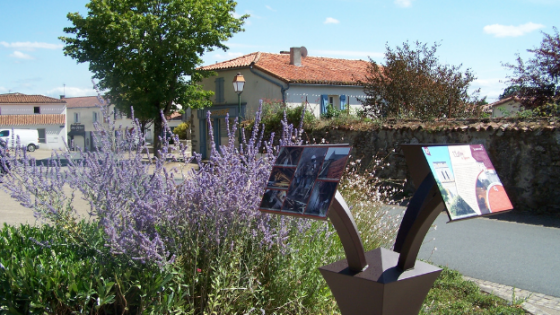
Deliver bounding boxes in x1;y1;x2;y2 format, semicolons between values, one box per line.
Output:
64;96;106;108
0;93;66;104
0;114;66;126
200;52;369;86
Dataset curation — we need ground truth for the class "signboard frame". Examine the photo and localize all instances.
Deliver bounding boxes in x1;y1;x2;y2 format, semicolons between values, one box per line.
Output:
259;144;351;220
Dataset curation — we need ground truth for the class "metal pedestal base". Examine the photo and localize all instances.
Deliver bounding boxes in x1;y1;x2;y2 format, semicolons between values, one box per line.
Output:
319;248;442;315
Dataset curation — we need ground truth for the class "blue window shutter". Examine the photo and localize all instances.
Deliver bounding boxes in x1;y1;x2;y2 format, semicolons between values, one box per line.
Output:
321;94;328;114
340;95;347;110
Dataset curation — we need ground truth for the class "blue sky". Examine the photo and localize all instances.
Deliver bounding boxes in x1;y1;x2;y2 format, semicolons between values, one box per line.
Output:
1;0;558;102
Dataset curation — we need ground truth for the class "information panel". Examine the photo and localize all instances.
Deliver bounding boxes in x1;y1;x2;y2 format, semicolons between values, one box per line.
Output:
259;145;351;219
422;144;513;221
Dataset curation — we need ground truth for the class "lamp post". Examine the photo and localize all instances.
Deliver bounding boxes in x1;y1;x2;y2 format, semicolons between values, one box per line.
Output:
232;72;245;145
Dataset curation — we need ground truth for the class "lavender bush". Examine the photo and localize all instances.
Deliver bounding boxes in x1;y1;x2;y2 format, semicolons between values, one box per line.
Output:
1;92;401;313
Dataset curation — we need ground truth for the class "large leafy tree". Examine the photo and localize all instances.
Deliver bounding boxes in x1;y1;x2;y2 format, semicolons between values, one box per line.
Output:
60;0;247;153
503;27;560;109
360;41;480;119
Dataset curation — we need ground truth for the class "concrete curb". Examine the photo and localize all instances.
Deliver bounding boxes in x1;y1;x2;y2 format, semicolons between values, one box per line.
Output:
464;276;560;315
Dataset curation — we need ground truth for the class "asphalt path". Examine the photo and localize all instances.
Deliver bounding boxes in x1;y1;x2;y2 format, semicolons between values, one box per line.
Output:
417;210;560;298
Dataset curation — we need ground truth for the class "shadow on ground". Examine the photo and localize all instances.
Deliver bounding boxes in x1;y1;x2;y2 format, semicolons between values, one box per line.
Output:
486;211;560;229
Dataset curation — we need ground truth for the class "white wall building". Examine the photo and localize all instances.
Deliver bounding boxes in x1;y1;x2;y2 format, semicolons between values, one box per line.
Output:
194;47;370;159
0;93;67;150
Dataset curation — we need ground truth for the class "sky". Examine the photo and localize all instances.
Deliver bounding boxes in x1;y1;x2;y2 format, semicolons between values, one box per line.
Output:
0;0;558;103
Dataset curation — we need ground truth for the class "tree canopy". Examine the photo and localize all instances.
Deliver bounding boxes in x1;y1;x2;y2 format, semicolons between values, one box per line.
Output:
60;0;247;153
503;27;560;109
359;41;481;119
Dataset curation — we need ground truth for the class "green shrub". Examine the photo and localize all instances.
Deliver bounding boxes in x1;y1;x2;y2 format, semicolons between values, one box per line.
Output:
172;121;189;140
0;222;189;314
321;104;344;119
243;99;316;145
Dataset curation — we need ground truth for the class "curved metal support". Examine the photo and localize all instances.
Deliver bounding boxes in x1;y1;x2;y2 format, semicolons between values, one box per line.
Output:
328;191;368;272
393;175;444;271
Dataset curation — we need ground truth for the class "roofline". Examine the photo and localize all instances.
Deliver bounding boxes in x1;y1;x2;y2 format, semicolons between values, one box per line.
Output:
288;83;364;88
0;102;67;105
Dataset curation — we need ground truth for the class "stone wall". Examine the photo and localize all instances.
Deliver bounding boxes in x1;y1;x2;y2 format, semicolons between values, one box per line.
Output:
305;118;560;214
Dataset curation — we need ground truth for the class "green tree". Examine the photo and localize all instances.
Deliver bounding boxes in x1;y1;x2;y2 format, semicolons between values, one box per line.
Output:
359;41;480;119
503;27;560;109
60;0;247;154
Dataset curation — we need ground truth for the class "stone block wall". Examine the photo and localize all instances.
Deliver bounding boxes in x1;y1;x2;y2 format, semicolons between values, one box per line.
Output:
305;118;560;214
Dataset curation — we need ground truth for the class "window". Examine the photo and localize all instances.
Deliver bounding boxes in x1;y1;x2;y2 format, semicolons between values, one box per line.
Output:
38;129;46;144
93;112;98;123
215;77;225;103
34;106;40;114
74;113;80;123
328;95;340;110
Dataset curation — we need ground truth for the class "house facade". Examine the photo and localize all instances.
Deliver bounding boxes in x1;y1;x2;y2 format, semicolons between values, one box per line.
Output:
486;96;523;118
64;96;125;151
193;47;369;159
0;93;67;150
65;96;187;151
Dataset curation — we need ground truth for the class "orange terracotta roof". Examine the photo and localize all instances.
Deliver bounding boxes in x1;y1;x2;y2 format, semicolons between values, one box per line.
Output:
0;93;66;104
200;52;369;86
487;96;522;108
64;96;107;108
167;112;183;120
0;114;66;125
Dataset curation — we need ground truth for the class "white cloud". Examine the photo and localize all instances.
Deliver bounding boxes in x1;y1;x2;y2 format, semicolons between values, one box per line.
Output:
0;41;63;51
47;86;97;98
0;86;8;93
265;5;276;11
9;51;34;60
324;17;340;24
471;78;506;102
483;22;545;37
212;52;245;62
395;0;414;8
314;50;384;59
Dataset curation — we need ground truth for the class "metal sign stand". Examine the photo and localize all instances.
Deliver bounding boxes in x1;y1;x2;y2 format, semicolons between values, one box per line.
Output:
319;145;446;315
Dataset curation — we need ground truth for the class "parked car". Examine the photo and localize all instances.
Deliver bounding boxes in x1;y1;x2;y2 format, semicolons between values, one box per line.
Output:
0;129;40;152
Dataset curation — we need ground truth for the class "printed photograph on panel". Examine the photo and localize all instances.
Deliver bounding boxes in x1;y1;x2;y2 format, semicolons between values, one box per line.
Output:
282;195;307;214
318;147;351;180
267;167;295;189
260;189;287;211
304;181;338;218
275;146;304;167
287;147;328;204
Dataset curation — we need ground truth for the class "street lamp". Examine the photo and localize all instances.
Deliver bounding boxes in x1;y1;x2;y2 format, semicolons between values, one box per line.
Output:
232;72;245;144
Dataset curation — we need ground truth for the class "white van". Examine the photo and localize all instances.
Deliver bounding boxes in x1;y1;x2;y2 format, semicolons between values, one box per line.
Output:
0;129;40;152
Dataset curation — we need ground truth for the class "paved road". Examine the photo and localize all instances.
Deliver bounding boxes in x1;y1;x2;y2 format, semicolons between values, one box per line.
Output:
417;211;560;298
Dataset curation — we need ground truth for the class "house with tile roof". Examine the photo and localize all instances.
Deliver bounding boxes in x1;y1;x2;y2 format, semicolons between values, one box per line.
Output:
485;96;523;118
64;96;188;151
0;93;67;150
193;47;370;158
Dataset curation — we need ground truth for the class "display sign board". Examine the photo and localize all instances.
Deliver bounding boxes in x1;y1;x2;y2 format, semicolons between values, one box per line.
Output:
259;145;351;219
421;144;513;221
70;124;85;132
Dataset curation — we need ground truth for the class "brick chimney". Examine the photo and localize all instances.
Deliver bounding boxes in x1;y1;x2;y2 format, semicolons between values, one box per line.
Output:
290;47;302;66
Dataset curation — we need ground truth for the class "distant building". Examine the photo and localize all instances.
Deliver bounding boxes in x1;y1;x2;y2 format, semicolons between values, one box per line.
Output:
0;93;67;149
486;96;523;118
64;95;187;151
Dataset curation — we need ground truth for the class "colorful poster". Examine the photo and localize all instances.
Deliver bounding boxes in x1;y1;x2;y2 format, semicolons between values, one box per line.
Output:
259;145;351;219
422;145;513;220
